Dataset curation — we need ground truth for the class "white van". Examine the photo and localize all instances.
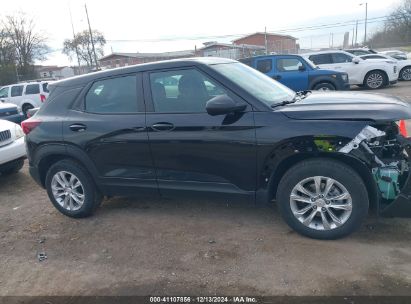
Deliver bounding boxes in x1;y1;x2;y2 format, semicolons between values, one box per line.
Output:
0;81;51;117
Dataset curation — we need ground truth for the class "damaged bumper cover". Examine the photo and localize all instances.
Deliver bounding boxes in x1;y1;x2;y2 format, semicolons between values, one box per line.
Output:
339;125;411;217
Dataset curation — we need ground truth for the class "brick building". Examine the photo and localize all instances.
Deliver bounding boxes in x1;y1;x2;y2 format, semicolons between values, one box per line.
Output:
99;50;195;69
233;32;298;54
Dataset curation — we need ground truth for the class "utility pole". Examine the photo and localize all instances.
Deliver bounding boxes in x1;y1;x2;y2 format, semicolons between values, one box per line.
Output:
85;3;99;69
69;4;81;72
264;26;268;55
352;27;355;47
360;2;368;45
355;20;358;46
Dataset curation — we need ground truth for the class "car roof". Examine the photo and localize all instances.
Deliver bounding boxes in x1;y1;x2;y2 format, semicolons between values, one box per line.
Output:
2;81;49;87
51;57;237;88
240;54;302;60
302;50;353;56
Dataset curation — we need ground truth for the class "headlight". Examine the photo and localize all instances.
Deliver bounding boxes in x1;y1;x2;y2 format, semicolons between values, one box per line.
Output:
14;124;24;139
385;60;395;64
341;74;349;82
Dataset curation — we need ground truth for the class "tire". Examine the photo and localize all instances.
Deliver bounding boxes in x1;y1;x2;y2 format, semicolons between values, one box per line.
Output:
364;70;386;89
399;66;411;81
0;159;24;175
276;158;369;240
22;104;34;118
45;159;103;218
313;82;336;91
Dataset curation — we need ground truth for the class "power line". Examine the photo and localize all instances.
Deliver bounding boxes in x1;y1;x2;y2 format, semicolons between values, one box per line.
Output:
105;14;402;43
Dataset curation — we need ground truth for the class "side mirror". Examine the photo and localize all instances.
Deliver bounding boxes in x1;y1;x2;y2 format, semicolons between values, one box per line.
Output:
352;57;360;64
206;95;247;116
298;65;306;71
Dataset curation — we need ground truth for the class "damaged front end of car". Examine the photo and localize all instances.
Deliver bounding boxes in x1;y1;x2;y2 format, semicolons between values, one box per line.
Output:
338;122;411;217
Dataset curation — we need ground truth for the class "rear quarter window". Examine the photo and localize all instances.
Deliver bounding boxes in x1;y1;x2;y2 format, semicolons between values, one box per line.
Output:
42;83;49;93
25;84;40;95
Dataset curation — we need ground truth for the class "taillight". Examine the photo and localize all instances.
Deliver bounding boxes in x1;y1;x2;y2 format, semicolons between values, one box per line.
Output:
40;94;46;103
21;119;42;135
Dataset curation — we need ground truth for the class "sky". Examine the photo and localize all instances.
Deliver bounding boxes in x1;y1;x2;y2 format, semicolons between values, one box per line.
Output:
0;0;402;66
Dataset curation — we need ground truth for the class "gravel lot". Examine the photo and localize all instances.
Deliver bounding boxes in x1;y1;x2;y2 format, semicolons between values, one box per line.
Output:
1;82;411;296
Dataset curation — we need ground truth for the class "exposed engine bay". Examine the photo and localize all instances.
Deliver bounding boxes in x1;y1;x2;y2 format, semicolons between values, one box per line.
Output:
338;122;411;215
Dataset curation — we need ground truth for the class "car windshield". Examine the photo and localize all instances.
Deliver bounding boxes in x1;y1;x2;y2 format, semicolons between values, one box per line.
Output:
212;62;296;107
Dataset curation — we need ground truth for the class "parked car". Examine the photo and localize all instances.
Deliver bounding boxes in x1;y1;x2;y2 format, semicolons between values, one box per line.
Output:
239;55;349;91
23;57;411;240
0;81;51;117
303;50;398;89
379;50;408;61
360;53;411;81
0;120;26;175
344;48;377;56
0;101;24;123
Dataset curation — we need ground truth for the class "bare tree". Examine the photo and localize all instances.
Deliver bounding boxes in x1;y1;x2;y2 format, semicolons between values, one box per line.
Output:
63;30;105;68
368;0;411;47
2;12;49;81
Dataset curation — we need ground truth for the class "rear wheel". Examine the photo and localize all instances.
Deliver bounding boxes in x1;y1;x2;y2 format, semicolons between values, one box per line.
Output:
364;71;386;89
313;82;336;91
45;159;103;218
399;66;411;81
276;159;369;239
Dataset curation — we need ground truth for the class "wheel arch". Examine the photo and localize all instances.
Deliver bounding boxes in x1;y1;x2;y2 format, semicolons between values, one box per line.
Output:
33;144;101;191
308;76;337;90
265;153;379;213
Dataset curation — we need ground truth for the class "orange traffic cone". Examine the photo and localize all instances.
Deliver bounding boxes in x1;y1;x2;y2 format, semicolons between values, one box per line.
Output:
399;120;408;137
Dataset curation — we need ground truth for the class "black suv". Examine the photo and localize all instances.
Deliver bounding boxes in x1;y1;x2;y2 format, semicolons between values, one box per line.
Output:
23;58;411;239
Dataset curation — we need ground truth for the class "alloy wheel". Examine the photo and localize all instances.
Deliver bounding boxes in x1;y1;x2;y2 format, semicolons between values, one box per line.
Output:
401;68;411;81
290;176;353;230
51;171;85;211
366;73;383;89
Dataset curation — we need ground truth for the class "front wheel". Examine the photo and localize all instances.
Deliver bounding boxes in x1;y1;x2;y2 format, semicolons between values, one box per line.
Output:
313;82;336;91
364;71;386;89
45;159;103;218
276;159;369;240
0;159;24;175
22;104;34;118
399;66;411;81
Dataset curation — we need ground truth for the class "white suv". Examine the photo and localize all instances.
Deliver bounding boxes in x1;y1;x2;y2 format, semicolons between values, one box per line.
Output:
302;50;398;89
0;81;51;116
360;53;411;81
0;120;26;175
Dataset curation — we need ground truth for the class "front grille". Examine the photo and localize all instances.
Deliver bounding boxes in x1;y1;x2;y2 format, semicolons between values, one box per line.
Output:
0;130;11;142
0;110;18;117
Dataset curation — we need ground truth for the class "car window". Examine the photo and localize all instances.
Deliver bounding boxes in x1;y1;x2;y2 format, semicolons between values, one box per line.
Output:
362;55;385;60
42;83;49;93
256;59;272;73
149;69;228;113
11;85;24;97
85;75;138;113
309;54;332;65
239;58;252;66
25;84;40;95
276;58;303;72
331;53;352;63
0;87;9;98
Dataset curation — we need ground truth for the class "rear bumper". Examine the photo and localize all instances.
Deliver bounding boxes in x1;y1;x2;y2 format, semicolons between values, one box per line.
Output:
29;165;44;188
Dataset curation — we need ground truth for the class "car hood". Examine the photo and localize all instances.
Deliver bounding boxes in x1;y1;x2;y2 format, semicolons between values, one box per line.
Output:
0;102;18;111
278;91;411;121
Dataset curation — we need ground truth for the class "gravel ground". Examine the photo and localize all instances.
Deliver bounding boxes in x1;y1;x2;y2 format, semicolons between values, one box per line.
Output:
0;82;411;296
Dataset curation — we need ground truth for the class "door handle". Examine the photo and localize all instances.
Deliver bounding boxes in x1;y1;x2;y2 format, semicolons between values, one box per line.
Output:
273;75;282;80
69;123;87;132
151;122;174;131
